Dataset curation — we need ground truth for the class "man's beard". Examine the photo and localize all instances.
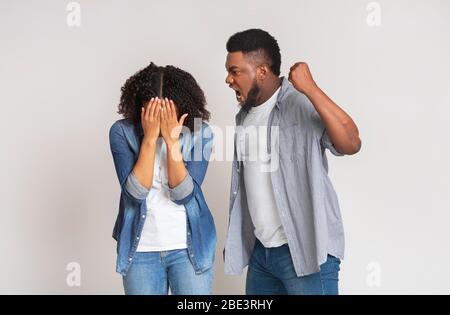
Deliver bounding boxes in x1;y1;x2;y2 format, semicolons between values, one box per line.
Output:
241;80;260;112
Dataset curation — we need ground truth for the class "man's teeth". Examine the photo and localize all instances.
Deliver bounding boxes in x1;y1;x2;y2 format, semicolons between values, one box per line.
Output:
233;89;242;101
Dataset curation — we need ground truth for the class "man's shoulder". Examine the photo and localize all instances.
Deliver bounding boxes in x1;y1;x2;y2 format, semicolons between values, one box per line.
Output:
280;86;313;109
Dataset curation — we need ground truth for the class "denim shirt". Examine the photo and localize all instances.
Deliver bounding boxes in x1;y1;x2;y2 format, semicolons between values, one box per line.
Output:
109;119;216;276
224;77;345;277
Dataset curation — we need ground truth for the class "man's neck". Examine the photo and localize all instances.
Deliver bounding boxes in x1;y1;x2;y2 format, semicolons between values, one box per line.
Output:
255;76;282;106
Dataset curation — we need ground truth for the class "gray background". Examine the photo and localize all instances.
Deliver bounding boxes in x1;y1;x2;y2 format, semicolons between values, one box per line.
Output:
1;0;449;294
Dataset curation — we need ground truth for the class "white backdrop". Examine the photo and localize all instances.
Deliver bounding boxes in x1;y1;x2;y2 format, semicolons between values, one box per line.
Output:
1;0;449;294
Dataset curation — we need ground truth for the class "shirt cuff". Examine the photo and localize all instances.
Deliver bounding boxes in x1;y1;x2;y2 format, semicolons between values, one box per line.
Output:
125;172;150;200
321;131;344;156
169;174;194;201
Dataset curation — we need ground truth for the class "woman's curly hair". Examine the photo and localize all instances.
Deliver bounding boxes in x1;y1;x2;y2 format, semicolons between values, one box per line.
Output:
117;62;210;131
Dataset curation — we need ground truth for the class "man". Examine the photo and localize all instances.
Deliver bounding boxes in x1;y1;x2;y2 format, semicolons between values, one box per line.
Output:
223;29;361;295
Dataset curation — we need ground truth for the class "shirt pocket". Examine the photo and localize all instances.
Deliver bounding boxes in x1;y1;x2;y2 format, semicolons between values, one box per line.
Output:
279;123;306;160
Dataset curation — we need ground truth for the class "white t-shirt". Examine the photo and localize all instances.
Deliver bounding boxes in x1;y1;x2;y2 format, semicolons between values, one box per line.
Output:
237;87;288;248
137;137;187;252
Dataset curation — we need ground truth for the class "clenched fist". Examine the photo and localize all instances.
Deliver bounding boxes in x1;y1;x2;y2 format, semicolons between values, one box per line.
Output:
288;62;318;95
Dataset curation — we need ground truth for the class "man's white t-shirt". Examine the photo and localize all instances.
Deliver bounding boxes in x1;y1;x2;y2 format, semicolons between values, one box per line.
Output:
237;87;288;248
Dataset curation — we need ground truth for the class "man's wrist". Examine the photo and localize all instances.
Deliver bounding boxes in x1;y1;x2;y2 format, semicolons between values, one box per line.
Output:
303;81;319;97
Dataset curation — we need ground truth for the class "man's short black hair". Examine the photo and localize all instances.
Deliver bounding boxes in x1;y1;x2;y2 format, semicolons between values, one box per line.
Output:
226;28;281;76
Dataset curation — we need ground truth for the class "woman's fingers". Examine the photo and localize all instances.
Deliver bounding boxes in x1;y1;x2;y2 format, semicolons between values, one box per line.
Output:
165;98;173;119
144;97;154;120
150;98;159;119
163;98;169;121
166;98;172;120
160;99;165;121
154;101;160;120
159;98;180;123
143;98;149;121
169;100;177;120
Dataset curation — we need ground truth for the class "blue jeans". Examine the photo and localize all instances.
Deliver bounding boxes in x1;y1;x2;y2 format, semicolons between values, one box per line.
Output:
246;240;341;295
123;249;213;295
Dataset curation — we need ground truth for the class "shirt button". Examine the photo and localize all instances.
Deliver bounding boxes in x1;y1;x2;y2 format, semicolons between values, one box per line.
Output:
142;215;146;219
128;258;132;261
136;237;140;240
233;191;237;195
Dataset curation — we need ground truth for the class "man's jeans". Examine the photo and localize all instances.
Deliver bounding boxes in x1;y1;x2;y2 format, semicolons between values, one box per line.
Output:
123;249;213;295
246;239;341;295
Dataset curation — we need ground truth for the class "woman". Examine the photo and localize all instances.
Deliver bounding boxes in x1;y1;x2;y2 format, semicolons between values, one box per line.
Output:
109;62;216;295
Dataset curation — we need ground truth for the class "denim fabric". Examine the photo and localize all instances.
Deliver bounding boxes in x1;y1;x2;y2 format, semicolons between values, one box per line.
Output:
123;249;214;295
109;119;216;276
246;240;340;295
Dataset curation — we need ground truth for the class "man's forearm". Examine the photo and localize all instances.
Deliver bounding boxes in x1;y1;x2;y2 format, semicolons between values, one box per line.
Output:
305;86;361;155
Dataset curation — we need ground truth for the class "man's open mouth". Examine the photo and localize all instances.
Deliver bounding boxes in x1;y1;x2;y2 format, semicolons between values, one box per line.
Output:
234;89;243;102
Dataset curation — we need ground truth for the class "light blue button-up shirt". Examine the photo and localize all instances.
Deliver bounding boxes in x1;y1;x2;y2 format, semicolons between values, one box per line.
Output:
224;77;345;277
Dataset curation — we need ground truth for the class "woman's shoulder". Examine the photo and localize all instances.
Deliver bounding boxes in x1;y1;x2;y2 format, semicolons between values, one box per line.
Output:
109;118;135;137
111;118;132;129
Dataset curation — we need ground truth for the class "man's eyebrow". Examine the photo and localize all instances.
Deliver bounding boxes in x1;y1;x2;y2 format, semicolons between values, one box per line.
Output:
226;65;239;71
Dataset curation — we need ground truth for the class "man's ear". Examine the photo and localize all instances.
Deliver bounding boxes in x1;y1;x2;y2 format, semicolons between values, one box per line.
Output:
257;64;270;81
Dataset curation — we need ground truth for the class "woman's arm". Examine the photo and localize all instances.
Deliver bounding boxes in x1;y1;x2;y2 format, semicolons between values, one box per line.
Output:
160;98;189;188
131;98;161;189
166;140;187;188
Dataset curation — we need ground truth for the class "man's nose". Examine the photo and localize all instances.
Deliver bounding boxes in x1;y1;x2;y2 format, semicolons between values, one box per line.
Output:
225;74;233;85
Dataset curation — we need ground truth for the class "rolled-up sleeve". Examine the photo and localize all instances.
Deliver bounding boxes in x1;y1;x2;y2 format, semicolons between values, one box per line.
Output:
321;129;344;157
308;100;344;157
169;173;194;202
125;171;150;200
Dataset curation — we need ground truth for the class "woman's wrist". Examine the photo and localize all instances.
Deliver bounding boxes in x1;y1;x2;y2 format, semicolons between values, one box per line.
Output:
142;135;158;147
166;139;180;150
166;140;184;162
